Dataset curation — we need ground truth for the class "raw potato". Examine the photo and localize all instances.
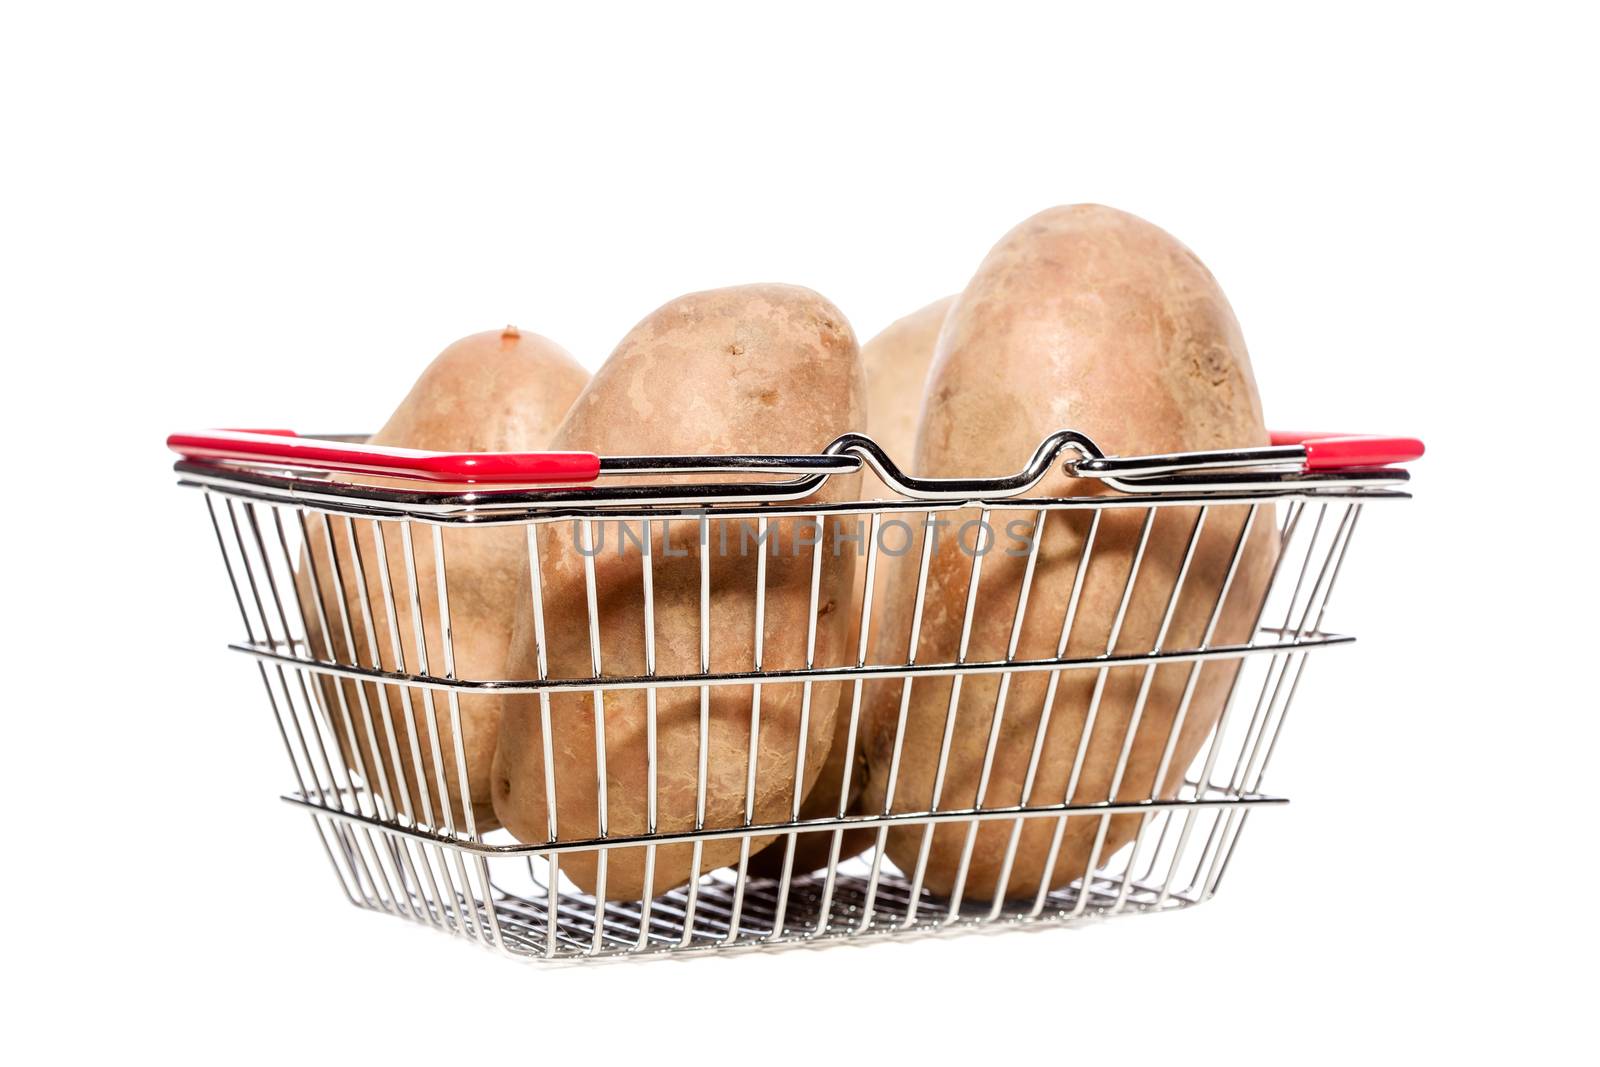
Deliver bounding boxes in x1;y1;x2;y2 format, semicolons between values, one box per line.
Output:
748;295;955;878
864;296;958;469
298;327;589;833
861;205;1278;900
491;285;866;898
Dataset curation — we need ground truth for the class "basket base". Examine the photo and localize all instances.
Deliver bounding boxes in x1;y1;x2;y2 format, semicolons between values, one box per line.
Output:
305;806;1249;963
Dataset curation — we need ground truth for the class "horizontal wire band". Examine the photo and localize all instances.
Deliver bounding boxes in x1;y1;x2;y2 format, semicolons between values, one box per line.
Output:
229;631;1354;695
177;469;1410;523
288;791;1287;856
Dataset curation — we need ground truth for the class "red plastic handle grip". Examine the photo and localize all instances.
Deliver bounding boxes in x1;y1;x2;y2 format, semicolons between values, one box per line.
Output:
167;430;601;485
1269;431;1425;471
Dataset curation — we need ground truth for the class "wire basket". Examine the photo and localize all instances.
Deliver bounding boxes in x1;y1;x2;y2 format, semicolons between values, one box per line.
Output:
169;427;1420;961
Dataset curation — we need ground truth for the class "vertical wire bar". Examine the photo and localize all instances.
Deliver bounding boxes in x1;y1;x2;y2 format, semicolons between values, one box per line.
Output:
815;510;882;934
1183;501;1326;896
1121;504;1259;901
679;514;711;946
213;492;366;913
340;515;434;923
525;525;558;840
1224;505;1329;795
1028;507;1157;919
945;508;1047;922
1136;508;1268;834
267;511;398;857
1157;500;1304;906
399;521;454;831
307;814;362;906
316;515;417;919
1109;505;1257;913
245;504;348;817
635;518;660;949
523;522;562;957
335;517;400;822
297;515;399;919
1247;505;1363;792
430;526;500;947
203;494;312;802
768;512;827;939
309;511;383;819
235;502;388;908
464;851;502;951
473;854;511;956
1238;504;1358;790
578;518;609;954
725;515;767;945
432;527;482;842
241;501;297;658
296;511;369;812
428;843;469;940
902;507;992;928
352;828;403;915
1067;506;1207;919
1204;503;1363;901
405;842;447;934
369;518;435;827
1128;809;1173;894
399;837;444;930
271;510;364;804
251;512;385;910
1192;501;1335;895
233;502;330;803
544;849;562;959
369;832;419;927
991;509;1099;919
328;822;383;911
311;815;370;907
858;507;942;932
286;509;362;814
398;520;470;935
369;517;449;927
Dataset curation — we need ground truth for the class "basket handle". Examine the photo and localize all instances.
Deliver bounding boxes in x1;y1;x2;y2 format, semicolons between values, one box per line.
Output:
167;429;602;485
170;427;1423;488
1268;431;1425;471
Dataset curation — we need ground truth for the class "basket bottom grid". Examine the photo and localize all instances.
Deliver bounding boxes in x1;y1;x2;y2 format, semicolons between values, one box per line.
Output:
307;804;1252;962
488;868;1193;959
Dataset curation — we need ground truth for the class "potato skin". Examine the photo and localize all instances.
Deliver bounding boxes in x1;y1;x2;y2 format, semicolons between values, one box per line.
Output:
862;205;1278;901
298;327;588;833
491;285;866;898
863;296;957;470
746;295;956;878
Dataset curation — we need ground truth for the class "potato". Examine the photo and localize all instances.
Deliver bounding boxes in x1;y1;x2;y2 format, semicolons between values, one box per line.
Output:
865;296;957;468
298;327;588;833
491;285;866;898
748;295;955;878
861;205;1278;901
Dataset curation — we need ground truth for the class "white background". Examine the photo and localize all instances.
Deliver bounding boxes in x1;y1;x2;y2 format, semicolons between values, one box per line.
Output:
4;2;1594;1061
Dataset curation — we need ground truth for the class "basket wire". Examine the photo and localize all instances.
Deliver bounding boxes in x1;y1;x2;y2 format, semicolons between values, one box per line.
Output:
188;441;1381;962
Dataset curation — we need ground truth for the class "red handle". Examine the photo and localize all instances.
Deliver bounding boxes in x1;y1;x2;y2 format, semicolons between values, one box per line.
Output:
167;430;601;485
1269;431;1425;471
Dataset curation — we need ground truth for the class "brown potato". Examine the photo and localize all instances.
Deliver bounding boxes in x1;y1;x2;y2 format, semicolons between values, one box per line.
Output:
491;285;866;898
298;327;588;833
862;205;1278;901
866;296;957;469
748;295;956;878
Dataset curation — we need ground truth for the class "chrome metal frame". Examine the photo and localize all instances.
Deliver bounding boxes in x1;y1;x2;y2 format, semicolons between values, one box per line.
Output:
178;430;1407;962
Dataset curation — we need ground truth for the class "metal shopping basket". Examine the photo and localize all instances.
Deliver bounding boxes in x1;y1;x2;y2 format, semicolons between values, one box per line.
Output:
168;426;1421;961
